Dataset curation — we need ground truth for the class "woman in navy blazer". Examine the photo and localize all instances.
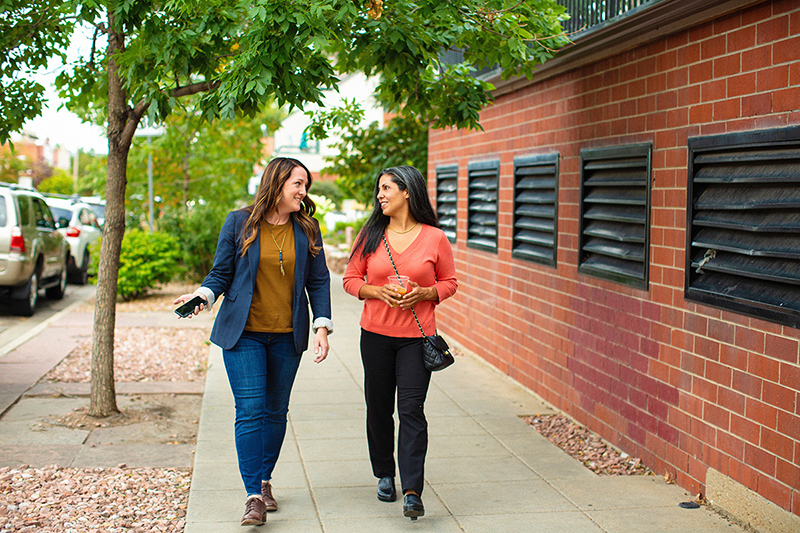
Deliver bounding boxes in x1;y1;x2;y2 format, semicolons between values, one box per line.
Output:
174;157;332;526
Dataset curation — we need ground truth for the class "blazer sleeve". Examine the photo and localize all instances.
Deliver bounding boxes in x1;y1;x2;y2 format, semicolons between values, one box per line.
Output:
200;212;240;304
305;222;332;324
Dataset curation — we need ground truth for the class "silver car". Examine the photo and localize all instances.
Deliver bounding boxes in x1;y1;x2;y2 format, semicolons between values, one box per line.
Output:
45;197;103;285
0;184;69;315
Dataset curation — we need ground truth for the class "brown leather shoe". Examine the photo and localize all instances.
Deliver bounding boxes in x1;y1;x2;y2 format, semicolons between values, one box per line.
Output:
241;496;266;526
261;481;278;511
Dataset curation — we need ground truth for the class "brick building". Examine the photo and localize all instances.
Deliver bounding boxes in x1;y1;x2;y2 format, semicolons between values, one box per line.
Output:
429;0;800;527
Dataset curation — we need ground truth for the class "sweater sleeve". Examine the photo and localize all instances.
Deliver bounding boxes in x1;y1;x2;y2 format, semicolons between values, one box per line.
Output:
343;246;368;300
432;230;457;303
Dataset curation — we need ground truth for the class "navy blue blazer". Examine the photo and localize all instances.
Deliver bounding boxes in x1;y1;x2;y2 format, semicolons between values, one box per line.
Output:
200;209;332;353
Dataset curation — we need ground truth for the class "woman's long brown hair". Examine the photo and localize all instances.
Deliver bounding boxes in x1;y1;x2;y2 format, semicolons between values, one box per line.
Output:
240;157;321;257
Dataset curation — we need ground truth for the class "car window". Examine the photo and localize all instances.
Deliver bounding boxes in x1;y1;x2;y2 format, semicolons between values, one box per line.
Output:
32;198;55;230
86;210;99;228
50;206;72;222
79;208;94;225
88;203;105;221
17;195;31;227
0;197;6;227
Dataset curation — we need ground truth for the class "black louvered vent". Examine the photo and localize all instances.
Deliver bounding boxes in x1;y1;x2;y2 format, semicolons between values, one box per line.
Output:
467;160;499;252
513;153;558;267
436;164;458;243
579;144;651;289
686;126;800;328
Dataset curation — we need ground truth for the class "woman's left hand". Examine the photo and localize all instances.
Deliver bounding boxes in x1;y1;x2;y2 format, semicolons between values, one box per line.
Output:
398;281;437;309
313;329;329;363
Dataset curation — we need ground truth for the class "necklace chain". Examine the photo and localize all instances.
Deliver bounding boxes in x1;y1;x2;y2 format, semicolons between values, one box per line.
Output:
266;222;288;276
388;221;418;235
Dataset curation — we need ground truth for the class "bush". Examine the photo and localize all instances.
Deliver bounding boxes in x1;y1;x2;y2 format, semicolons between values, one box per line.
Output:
159;202;230;283
37;170;74;195
89;230;182;301
310;180;344;209
325;217;368;248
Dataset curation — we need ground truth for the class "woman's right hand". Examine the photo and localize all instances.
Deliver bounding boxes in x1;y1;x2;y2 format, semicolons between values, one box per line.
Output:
173;293;207;318
360;284;404;308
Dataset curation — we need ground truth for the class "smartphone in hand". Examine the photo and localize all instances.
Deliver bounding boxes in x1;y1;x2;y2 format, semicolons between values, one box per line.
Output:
175;295;206;318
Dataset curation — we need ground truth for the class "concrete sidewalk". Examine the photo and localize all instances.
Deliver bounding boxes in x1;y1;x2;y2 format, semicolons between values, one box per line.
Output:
185;274;740;533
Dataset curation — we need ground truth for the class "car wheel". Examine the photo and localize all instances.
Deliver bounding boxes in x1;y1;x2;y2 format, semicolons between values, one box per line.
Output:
69;249;90;285
78;249;90;285
46;261;68;300
12;270;39;316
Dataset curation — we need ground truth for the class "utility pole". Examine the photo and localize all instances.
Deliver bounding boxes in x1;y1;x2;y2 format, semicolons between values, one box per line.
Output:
72;149;79;195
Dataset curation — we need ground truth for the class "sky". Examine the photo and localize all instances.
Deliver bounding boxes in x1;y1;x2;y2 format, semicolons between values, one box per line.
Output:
22;26;109;155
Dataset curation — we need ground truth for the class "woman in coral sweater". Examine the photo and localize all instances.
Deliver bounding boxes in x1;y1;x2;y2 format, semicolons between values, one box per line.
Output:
343;165;457;521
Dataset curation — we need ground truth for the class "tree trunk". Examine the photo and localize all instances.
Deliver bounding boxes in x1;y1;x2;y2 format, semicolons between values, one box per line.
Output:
182;136;190;206
89;11;130;418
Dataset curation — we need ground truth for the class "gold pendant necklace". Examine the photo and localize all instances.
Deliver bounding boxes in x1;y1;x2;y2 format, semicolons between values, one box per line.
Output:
388;221;418;234
267;222;288;276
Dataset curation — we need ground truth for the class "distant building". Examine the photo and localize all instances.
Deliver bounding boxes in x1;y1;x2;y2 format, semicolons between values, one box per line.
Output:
1;130;72;184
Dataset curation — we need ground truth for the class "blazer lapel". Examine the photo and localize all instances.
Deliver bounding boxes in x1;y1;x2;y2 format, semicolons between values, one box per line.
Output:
293;217;308;295
248;223;261;283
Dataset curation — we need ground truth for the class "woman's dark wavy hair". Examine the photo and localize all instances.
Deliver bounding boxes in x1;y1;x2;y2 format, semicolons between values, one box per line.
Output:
240;157;321;257
351;165;439;260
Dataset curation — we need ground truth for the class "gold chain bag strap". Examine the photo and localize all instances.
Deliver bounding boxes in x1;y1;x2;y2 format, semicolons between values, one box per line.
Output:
382;235;454;371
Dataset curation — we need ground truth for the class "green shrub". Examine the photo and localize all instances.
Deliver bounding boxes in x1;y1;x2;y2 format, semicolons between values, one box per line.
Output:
310;180;344;209
325;217;368;248
88;230;182;300
159;202;230;283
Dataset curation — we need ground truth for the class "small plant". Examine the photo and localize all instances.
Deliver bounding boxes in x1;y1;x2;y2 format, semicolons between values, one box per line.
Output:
325;217;368;248
309;193;335;235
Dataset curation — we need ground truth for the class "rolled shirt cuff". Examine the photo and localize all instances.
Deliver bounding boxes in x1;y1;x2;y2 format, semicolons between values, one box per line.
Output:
312;317;334;334
195;286;215;311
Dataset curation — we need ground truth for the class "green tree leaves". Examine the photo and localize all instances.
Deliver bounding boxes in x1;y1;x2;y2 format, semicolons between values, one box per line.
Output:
0;0;74;143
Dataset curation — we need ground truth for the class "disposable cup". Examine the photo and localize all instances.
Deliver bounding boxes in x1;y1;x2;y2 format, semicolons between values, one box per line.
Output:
387;275;410;294
387;275;410;307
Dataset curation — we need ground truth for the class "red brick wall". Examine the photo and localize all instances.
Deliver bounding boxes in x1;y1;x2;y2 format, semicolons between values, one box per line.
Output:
430;0;800;515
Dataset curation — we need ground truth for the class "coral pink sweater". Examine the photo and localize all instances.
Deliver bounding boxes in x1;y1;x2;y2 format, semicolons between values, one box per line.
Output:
343;225;457;337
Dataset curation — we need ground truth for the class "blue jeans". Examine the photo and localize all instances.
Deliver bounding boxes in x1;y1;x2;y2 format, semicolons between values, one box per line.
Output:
222;331;302;496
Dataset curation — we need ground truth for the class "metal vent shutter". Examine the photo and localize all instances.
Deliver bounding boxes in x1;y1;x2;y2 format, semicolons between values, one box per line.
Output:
513;153;558;267
436;164;458;244
579;143;651;289
686;126;800;328
467;160;499;252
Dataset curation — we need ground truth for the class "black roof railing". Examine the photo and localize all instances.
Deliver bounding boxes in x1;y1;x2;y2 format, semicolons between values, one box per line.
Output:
559;0;657;37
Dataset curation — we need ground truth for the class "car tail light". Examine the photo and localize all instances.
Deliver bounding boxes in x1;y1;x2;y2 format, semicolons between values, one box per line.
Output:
10;227;25;253
66;227;81;238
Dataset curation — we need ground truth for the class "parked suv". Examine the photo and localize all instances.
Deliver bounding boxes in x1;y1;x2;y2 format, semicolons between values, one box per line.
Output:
0;184;69;315
44;197;102;284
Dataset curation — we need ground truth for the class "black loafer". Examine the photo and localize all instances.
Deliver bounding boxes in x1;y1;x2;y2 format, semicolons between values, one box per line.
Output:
403;493;424;520
377;476;396;502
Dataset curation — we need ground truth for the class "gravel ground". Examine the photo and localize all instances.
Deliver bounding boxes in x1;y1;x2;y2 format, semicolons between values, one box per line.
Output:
1;283;205;532
42;327;210;384
522;414;655;476
0;466;190;533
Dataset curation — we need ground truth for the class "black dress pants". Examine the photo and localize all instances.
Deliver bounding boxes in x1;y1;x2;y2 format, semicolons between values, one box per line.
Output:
360;329;431;495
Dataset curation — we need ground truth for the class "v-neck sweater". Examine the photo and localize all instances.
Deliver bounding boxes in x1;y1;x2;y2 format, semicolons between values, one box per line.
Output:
343;224;457;337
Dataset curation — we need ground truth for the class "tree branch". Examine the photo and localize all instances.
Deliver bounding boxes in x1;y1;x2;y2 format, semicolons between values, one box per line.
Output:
171;81;221;98
119;98;151;149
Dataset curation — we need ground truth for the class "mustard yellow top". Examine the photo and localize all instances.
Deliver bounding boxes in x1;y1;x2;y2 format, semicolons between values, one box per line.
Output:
244;220;295;333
